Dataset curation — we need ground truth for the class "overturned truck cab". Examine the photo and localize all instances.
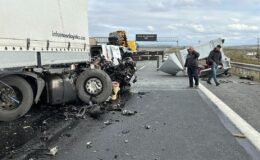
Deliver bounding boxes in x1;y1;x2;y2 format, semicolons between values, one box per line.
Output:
159;38;231;76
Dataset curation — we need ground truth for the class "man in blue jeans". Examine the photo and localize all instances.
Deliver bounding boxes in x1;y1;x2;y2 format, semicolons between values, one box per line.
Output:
207;45;222;86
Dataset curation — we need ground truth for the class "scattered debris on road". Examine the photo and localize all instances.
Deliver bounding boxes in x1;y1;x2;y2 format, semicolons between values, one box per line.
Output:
104;120;113;126
122;130;130;134
121;110;137;116
46;146;58;156
61;133;72;138
114;119;120;122
240;81;256;85
23;126;31;129
219;79;234;83
76;106;87;119
233;133;246;138
145;125;151;129
138;92;147;96
0;84;134;158
239;75;254;81
86;141;93;149
138;92;148;98
87;104;104;119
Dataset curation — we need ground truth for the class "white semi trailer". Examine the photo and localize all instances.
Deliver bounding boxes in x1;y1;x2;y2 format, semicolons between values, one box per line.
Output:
0;0;113;121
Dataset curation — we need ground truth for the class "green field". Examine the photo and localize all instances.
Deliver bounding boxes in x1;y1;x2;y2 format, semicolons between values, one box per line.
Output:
224;48;260;65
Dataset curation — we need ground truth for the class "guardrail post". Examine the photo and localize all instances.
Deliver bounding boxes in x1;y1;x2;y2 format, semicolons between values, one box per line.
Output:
157;56;159;71
46;40;50;51
26;38;30;50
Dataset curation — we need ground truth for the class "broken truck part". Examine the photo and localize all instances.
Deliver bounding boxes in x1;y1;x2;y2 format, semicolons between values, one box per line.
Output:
112;82;120;100
90;44;137;91
159;38;231;76
0;0;112;121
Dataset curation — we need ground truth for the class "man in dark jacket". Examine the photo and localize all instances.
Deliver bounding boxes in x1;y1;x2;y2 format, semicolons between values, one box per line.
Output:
184;47;200;88
207;45;222;86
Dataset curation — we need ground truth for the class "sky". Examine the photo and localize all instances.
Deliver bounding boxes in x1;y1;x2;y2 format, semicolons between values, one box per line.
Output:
88;0;260;46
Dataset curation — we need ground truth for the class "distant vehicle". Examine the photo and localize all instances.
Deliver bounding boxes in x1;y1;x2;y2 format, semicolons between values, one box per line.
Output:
159;38;231;76
0;0;113;121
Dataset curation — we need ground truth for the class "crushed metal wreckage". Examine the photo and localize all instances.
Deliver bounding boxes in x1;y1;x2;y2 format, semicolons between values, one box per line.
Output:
90;44;137;91
159;38;231;77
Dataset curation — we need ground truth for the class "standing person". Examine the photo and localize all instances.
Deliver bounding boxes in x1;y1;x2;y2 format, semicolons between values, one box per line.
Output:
207;45;222;86
184;47;200;88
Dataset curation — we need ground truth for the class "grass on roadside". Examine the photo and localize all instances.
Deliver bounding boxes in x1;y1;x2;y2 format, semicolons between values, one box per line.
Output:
224;48;260;65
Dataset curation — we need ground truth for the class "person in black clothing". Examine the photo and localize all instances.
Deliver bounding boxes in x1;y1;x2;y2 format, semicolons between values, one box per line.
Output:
184;47;200;88
207;45;222;86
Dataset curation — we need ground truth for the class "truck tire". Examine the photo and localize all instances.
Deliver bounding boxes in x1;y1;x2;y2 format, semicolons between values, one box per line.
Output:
76;69;112;104
0;76;34;121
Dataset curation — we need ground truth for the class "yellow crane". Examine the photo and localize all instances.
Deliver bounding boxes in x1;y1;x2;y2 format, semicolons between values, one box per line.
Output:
108;30;137;54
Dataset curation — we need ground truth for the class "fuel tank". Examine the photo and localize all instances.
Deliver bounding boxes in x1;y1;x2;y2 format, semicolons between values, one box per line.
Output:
45;75;77;105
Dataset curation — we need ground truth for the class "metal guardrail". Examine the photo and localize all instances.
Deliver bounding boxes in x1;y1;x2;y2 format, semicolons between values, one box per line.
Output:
231;62;260;72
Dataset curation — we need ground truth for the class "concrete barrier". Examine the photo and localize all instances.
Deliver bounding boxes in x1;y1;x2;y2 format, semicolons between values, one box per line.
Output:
230;62;260;81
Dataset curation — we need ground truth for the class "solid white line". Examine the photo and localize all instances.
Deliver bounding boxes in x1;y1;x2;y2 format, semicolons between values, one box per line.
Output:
199;83;260;150
139;65;146;71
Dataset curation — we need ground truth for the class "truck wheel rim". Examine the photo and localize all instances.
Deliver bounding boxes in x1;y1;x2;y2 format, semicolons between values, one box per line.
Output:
85;78;103;95
0;86;22;111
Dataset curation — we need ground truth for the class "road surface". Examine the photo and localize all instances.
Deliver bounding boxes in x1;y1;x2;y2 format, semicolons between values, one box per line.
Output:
19;60;258;160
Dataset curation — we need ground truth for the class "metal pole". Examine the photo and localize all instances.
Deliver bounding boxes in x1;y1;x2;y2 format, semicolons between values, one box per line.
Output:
257;38;260;60
176;40;179;54
157;56;159;71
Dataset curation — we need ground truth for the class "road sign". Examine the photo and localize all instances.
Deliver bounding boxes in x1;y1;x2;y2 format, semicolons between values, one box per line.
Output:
136;34;157;41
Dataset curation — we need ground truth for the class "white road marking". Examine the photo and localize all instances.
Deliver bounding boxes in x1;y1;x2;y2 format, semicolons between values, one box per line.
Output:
199;83;260;150
138;65;146;71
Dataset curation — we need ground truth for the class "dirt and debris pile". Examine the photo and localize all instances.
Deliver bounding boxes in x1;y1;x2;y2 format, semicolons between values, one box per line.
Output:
121;110;137;116
0;77;136;159
219;79;234;83
239;75;254;81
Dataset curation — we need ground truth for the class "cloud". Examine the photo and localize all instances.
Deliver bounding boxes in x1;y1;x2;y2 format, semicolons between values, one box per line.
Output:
227;23;259;32
166;25;178;30
237;0;260;5
147;26;155;32
174;0;199;7
229;18;240;23
167;23;206;33
98;23;129;30
189;24;206;32
174;0;221;8
89;0;260;45
145;0;221;11
145;0;173;12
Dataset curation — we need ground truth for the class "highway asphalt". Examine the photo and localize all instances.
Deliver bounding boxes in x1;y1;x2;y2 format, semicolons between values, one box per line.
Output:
28;60;258;160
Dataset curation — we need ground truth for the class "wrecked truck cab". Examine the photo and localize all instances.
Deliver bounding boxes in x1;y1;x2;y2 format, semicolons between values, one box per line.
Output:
90;44;137;90
90;44;122;66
